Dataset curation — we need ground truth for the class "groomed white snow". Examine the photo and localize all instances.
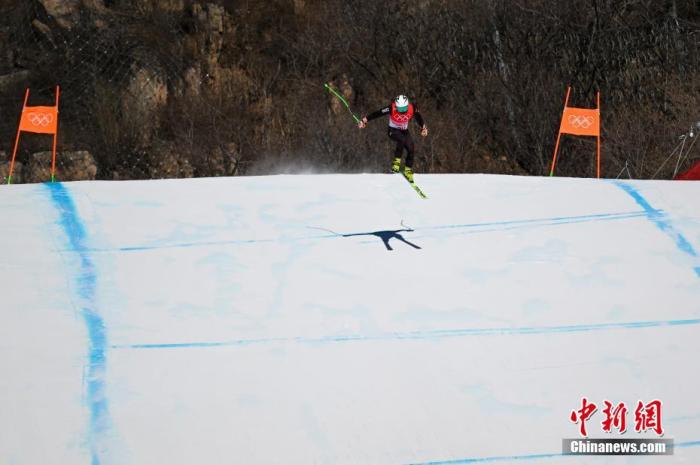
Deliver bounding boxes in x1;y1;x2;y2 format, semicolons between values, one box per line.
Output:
1;173;699;465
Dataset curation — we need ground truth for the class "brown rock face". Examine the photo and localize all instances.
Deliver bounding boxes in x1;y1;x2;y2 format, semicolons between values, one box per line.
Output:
38;0;80;29
133;0;185;14
183;66;202;97
184;3;236;93
121;65;169;145
293;0;305;15
38;0;107;29
0;70;31;92
24;150;98;183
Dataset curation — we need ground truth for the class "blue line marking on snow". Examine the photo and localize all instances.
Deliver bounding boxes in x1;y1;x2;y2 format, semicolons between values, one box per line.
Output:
75;210;649;254
409;452;561;464
418;211;651;232
111;317;700;350
47;183;108;465
613;181;698;258
112;238;275;252
408;439;700;464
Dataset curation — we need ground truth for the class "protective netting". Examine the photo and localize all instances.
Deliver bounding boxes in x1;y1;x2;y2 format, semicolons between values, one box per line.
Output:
1;1;699;181
0;0;246;181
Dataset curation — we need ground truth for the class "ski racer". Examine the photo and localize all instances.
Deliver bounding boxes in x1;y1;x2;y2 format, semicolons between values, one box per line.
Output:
357;95;429;183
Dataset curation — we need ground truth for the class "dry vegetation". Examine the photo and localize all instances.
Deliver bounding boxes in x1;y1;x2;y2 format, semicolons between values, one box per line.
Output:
0;0;699;180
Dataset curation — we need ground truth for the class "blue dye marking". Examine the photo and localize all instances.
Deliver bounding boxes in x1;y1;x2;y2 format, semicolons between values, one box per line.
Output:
46;183;108;465
111;318;700;350
613;181;698;258
113;238;274;252
419;210;652;232
409;440;700;464
409;452;561;464
75;210;649;254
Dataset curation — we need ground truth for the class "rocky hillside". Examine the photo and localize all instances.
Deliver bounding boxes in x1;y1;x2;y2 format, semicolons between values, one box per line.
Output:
0;1;699;182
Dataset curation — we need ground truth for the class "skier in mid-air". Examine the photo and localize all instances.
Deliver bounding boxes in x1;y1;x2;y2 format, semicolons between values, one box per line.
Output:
357;95;428;183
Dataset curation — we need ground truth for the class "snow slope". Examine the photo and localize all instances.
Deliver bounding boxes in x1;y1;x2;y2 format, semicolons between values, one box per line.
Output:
1;174;699;465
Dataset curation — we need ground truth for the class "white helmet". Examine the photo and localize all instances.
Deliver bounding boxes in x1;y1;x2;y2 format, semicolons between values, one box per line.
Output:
394;95;409;113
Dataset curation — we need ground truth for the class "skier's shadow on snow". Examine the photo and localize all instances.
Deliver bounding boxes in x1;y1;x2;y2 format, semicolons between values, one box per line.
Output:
312;225;421;251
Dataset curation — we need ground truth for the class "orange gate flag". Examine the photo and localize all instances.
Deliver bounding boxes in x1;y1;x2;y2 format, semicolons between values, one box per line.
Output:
19;106;59;134
550;86;601;178
6;86;61;184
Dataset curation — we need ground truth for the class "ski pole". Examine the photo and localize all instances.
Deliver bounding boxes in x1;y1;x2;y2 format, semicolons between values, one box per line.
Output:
324;83;361;124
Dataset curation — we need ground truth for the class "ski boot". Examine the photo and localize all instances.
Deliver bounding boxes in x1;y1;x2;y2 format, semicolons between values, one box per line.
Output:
391;157;401;173
403;166;414;183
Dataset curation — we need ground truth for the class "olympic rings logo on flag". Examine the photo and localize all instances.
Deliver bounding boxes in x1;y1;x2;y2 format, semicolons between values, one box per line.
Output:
568;115;595;129
27;112;54;127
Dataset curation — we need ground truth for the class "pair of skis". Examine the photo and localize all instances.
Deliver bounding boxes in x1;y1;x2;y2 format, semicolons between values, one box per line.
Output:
400;171;428;198
324;82;428;199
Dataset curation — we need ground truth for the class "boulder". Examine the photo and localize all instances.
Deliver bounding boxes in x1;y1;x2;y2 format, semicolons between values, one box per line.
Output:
24;150;97;183
148;143;194;179
0;151;24;184
0;162;23;184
